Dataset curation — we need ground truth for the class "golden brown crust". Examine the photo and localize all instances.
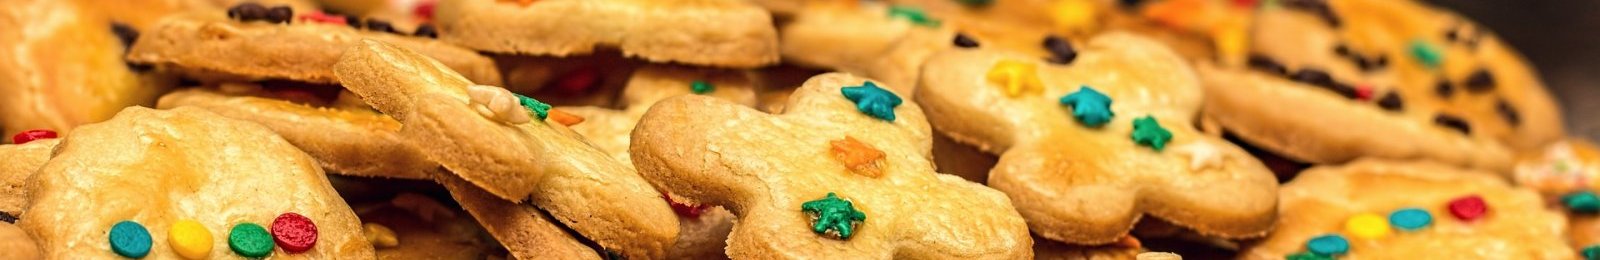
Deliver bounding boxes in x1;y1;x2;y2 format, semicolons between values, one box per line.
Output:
0;139;58;217
19;107;375;259
156;87;437;180
127;13;501;85
631;73;1032;259
0;222;41;260
0;0;173;137
433;173;598;260
916;33;1278;245
1241;160;1572;259
435;0;780;68
333;40;676;259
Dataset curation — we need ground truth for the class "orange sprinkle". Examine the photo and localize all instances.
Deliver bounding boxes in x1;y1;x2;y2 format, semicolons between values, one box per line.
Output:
1115;235;1142;249
829;136;886;177
547;109;585;126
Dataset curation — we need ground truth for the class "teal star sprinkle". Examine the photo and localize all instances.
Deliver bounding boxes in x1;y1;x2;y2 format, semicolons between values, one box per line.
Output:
1564;191;1600;214
801;192;867;239
515;93;551;120
841;81;902;122
691;80;714;94
1131;116;1172;151
888;5;940;27
1058;86;1114;127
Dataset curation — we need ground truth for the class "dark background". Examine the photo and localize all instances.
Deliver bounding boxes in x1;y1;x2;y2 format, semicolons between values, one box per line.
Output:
1429;0;1600;140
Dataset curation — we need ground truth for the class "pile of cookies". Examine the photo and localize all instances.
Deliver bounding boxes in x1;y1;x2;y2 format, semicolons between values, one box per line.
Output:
0;0;1591;259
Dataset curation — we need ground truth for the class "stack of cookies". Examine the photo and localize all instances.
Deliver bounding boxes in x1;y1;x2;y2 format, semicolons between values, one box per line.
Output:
0;0;1591;259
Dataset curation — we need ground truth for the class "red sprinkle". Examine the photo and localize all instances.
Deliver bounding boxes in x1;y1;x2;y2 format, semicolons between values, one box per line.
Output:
663;193;708;219
1447;195;1488;221
271;213;319;253
12;129;57;144
553;67;600;94
297;11;346;25
413;0;437;22
1354;85;1375;101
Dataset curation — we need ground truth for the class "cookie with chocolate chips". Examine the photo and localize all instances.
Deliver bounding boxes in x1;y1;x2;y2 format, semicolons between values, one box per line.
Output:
1196;0;1562;172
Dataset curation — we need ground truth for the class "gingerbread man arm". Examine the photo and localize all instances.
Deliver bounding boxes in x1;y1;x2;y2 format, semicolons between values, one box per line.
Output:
917;32;1278;244
633;73;1031;259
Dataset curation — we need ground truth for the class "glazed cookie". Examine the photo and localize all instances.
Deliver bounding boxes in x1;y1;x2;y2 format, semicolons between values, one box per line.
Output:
157;84;437;180
0;136;59;218
19;107;375;258
434;0;779;68
0;0;173;137
631;73;1033;258
333;39;676;258
127;5;501;85
1202;0;1561;171
1240;160;1572;259
916;32;1278;244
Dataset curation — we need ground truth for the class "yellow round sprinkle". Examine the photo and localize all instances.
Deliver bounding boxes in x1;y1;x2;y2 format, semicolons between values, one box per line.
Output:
1344;213;1391;239
363;223;400;248
168;220;213;259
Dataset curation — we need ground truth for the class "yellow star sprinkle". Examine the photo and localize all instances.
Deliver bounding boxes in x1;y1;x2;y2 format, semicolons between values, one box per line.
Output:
986;60;1043;98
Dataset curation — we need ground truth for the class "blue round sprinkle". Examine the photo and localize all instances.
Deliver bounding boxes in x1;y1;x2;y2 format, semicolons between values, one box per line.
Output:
1389;208;1433;231
109;220;152;258
1306;234;1349;256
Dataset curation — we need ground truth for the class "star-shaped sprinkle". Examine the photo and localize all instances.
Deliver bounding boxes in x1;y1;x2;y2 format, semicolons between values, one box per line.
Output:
1173;142;1225;171
887;5;940;27
986;60;1043;97
1131;116;1172;151
1058;86;1115;127
801;192;867;239
515;93;551;120
841;81;902;122
830;136;887;177
691;80;714;94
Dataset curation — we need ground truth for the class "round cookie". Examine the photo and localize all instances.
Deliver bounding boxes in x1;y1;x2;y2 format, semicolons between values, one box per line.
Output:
18;107;375;258
434;0;780;68
0;0;174;138
1240;159;1572;259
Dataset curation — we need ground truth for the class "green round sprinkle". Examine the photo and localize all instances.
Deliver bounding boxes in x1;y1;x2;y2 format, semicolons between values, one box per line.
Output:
108;220;152;258
1583;244;1600;260
229;223;275;257
1565;191;1600;214
514;93;551;120
1130;116;1172;151
887;5;940;27
801;192;867;239
1409;40;1443;69
691;80;714;94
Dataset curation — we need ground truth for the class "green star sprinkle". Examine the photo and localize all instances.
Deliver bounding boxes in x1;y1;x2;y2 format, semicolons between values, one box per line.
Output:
801;192;866;239
888;5;940;27
691;80;714;94
515;93;551;120
1131;116;1172;151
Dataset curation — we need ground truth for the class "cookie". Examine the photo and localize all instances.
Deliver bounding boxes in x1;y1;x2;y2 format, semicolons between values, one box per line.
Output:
333;39;677;258
1240;160;1572;259
351;192;496;259
433;0;780;68
90;0;319;31
18;107;375;258
1516;139;1600;252
916;32;1278;244
631;73;1033;258
126;6;501;85
434;172;599;259
1033;236;1142;260
0;137;58;218
0;222;41;260
157;83;437;180
1200;0;1561;171
0;0;174;137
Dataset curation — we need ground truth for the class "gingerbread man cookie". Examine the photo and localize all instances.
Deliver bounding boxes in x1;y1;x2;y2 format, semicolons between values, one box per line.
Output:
630;73;1032;258
916;32;1278;244
157;84;437;180
333;39;676;258
1241;160;1572;259
434;0;780;68
19;107;375;258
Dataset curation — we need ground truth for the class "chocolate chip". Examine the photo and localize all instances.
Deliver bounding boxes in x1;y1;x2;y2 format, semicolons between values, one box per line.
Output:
1463;69;1495;92
414;24;438;38
365;19;395;33
1497;99;1521;126
264;6;293;24
1282;0;1341;27
1334;44;1353;58
111;22;139;48
1291;68;1334;88
1042;35;1077;64
1119;0;1146;9
1434;80;1454;98
1372;55;1389;69
1377;92;1404;111
1328;82;1359;99
227;3;267;21
0;211;14;223
1434;114;1472;134
346;17;363;29
953;32;979;48
1444;28;1460;42
1247;55;1288;76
